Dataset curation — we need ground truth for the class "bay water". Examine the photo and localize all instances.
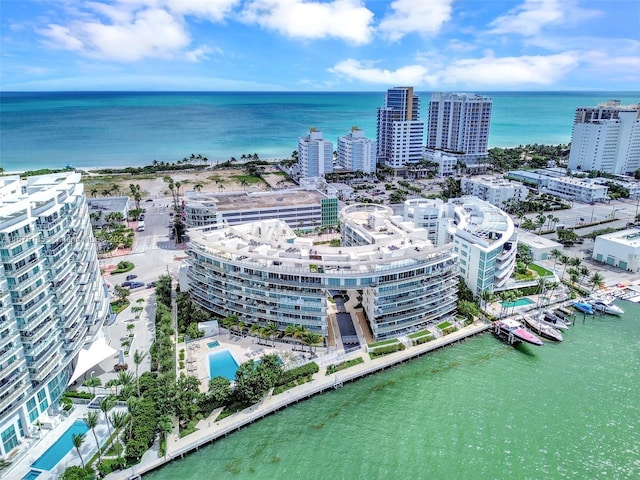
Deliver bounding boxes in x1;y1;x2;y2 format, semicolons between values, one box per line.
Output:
1;91;639;173
146;302;639;479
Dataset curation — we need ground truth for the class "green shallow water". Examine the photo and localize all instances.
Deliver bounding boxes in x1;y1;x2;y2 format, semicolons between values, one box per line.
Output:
146;303;640;479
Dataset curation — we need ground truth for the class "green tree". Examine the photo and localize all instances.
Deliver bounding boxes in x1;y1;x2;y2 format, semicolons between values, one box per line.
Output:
173;374;203;429
61;466;94;480
99;396;116;441
589;272;605;291
83;376;101;397
84;411;102;464
72;433;86;469
301;332;323;353
208;376;232;406
114;285;130;304
133;350;147;397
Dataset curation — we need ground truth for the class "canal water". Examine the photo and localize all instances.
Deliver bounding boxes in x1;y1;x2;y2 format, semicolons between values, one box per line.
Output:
146;302;640;479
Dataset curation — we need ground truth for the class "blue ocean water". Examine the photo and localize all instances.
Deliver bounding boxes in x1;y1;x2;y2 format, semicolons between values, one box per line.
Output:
1;91;639;172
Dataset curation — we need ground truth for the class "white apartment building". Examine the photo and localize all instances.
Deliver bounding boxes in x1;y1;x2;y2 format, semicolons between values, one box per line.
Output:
446;197;518;295
0;173;111;459
568;100;640;175
542;177;609;203
185;205;458;341
376;87;425;172
460;177;528;208
298;128;333;178
427;92;492;162
402;197;518;295
337;127;376;174
592;228;640;271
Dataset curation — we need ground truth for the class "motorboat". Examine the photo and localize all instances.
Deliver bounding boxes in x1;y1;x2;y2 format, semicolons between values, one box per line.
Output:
543;311;570;330
554;309;573;322
588;295;624;316
522;315;563;342
493;319;544;346
572;301;594;315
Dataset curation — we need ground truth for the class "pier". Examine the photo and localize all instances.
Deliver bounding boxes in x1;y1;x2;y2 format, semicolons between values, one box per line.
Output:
106;321;491;480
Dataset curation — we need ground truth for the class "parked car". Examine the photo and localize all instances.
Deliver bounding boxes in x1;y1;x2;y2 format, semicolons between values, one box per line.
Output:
139;214;145;221
121;281;132;287
126;274;138;281
129;281;145;288
147;282;156;288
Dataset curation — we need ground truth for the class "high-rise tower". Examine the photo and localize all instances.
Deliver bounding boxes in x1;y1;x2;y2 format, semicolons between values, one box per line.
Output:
0;172;111;458
298;128;334;178
376;87;424;172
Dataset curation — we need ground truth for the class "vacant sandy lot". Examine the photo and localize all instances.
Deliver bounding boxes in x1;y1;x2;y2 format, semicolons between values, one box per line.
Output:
83;165;297;199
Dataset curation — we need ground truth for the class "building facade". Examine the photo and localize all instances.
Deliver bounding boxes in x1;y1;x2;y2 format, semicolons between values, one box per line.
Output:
376;87;424;172
568;101;640;175
337;127;376;174
298;128;334;178
592;228;640;271
543;177;609;203
0;173;110;458
183;186;339;231
185;206;458;342
426;92;492;162
460;177;528;208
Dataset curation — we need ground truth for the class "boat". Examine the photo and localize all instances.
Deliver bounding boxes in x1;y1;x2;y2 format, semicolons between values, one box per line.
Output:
543;310;570;330
572;301;594;315
587;295;624;316
522;315;563;342
554;309;573;322
493;319;544;346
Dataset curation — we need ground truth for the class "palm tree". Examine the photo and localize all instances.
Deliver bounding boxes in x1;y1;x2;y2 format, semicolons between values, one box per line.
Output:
84;411;102;464
126;397;138;440
90;187;98;197
550;248;563;269
117;371;135;399
589;272;605;292
133;350;147;397
109;411;130;457
72;432;86;469
479;290;495;310
262;322;279;346
301;332;323;353
99;396;116;441
240;179;248;192
559;254;570;281
579;266;590;284
83;376;101;396
158;415;173;460
194;182;204;193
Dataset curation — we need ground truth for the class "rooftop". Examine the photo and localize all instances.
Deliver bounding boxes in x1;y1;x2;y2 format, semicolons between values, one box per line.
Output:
185;189;326;211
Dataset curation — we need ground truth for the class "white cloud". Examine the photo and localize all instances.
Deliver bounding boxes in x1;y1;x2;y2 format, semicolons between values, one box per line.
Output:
329;52;580;88
328;59;436;85
40;24;85;51
378;0;453;41
488;0;601;36
439;52;579;87
241;0;374;44
166;0;239;22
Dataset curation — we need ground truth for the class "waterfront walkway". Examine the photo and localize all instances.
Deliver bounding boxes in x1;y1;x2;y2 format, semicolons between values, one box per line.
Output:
105;320;491;480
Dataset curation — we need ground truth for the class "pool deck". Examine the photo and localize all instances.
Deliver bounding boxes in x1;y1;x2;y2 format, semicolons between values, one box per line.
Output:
7;404;122;480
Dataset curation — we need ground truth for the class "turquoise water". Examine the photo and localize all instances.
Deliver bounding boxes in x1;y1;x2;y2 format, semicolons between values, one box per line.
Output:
146;300;640;479
1;91;638;172
208;350;239;381
501;298;535;307
22;471;41;480
31;419;89;471
207;341;220;349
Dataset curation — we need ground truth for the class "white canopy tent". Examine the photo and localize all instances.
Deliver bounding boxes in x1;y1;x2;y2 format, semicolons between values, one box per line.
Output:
68;336;117;385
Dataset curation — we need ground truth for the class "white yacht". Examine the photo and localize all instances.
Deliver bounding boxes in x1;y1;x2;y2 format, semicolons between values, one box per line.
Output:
588;295;624;316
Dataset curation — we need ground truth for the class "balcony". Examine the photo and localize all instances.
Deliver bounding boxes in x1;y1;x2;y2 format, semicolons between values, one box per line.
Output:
29;350;61;383
0;231;40;249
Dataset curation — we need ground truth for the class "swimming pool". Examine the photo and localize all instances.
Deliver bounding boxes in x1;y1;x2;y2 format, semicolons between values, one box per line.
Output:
500;298;535;308
31;419;89;471
207;340;220;348
22;471;41;480
208;349;239;381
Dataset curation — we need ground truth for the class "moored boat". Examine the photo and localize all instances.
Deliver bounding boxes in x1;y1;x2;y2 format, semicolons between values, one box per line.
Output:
543;310;570;330
572;301;594;315
587;295;624;316
523;315;563;342
493;318;544;346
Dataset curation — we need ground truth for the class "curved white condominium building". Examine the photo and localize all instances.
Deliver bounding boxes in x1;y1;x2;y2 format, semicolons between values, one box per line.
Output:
0;173;110;459
185;204;458;342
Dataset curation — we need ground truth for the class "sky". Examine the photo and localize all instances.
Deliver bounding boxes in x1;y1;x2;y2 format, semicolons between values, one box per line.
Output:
1;0;639;91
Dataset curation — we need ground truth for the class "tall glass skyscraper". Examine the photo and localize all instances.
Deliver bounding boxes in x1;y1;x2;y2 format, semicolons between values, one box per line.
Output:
0;173;110;458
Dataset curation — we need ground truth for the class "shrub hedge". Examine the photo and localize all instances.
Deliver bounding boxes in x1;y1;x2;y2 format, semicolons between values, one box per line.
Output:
369;343;405;358
276;362;319;387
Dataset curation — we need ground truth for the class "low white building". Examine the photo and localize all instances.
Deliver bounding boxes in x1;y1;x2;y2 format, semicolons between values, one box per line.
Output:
592;228;640;271
542;177;609;204
517;229;563;261
460;176;528;208
87;196;130;227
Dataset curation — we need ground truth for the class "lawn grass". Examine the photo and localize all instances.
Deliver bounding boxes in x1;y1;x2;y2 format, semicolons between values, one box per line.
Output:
326;357;364;375
437;321;452;329
408;329;431;339
529;263;554;277
368;338;398;348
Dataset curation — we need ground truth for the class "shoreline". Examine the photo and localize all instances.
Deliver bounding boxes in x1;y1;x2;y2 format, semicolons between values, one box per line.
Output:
105;321;491;479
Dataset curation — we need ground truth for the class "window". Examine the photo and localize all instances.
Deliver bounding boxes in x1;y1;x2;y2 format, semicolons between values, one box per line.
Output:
1;425;19;453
